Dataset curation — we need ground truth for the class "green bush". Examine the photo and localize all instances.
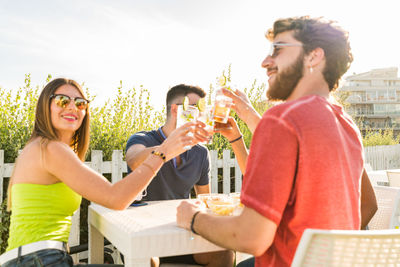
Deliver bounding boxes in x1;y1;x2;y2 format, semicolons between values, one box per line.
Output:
363;128;399;147
89;81;164;161
0;74;40;163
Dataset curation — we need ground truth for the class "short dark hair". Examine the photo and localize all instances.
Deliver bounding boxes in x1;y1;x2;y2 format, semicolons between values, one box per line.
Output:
166;84;206;117
266;16;353;91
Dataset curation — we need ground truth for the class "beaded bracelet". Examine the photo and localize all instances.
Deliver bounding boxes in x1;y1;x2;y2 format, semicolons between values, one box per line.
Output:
229;135;243;144
190;211;201;235
151;150;166;162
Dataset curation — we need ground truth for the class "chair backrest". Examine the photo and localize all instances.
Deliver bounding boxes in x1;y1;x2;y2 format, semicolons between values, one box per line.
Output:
368;185;400;230
387;171;400;187
291;229;400;266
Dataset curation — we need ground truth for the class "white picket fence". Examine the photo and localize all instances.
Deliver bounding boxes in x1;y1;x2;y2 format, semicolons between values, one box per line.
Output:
364;144;400;170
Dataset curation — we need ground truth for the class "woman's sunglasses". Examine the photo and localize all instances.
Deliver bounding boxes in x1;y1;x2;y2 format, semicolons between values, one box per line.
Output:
50;94;90;110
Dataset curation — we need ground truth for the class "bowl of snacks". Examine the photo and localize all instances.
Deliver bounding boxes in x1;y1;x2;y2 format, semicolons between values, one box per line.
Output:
208;200;236;216
197;193;226;208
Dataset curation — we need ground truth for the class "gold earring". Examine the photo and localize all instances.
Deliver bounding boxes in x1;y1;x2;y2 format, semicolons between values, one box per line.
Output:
310;66;313;73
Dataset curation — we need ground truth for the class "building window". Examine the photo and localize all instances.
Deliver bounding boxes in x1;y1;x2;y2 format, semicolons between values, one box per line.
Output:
374;104;386;114
378;91;387;100
388;89;396;101
367;91;377;101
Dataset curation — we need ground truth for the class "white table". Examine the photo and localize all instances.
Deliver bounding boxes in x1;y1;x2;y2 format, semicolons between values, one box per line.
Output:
88;200;224;266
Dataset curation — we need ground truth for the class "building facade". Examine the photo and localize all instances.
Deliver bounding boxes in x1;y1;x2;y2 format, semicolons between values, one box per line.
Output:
339;67;400;135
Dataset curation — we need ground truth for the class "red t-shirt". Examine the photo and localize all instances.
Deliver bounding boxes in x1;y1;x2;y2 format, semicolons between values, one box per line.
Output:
241;95;364;267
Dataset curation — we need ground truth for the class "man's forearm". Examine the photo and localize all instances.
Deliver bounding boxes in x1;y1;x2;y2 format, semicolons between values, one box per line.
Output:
244;109;261;134
231;138;248;174
193;212;244;252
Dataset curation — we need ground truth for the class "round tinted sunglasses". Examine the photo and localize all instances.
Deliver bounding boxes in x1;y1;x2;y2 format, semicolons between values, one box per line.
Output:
50;94;90;110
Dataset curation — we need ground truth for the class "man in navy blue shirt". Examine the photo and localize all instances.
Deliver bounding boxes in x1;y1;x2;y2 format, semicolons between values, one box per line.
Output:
125;84;234;266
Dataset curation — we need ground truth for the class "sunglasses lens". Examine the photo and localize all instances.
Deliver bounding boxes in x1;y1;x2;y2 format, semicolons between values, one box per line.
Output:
53;95;88;109
55;95;71;108
75;98;88;109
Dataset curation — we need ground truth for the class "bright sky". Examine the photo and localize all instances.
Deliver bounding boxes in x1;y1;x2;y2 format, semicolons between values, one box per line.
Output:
1;0;399;109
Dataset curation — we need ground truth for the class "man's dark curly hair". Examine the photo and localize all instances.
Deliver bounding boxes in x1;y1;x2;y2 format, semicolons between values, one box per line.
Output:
266;16;353;91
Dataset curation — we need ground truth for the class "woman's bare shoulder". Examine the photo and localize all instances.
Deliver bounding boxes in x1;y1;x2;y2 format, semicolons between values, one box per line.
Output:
21;138;70;155
12;138;68;184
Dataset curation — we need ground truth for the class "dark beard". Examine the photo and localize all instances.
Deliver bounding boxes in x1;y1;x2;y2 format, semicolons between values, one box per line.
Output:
267;52;304;101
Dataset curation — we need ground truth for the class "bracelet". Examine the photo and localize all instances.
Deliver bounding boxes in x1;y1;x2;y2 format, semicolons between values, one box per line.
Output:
151;150;166;162
141;162;156;176
190;211;201;235
229;135;243;144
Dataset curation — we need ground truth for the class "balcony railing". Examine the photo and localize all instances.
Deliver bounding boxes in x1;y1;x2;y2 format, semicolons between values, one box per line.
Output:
349;110;400;116
346;97;399;103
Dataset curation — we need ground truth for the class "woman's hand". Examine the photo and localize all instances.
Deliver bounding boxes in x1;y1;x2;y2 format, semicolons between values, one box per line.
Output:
159;122;210;161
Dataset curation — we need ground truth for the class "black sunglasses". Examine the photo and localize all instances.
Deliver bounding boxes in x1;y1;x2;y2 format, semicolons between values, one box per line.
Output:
50;94;90;110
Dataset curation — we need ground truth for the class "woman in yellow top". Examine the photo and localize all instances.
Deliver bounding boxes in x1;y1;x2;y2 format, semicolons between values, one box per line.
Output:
1;78;208;267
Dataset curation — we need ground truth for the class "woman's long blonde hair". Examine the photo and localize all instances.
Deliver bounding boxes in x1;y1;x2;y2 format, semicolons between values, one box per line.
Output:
7;78;90;211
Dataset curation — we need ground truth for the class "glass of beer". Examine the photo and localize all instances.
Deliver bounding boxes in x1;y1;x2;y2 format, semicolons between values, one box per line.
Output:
213;89;233;124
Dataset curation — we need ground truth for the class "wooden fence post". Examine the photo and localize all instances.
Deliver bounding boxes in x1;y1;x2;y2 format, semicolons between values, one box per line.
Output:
222;150;231;194
91;150;103;173
234;157;242;193
111;150;124;183
210;150;218;193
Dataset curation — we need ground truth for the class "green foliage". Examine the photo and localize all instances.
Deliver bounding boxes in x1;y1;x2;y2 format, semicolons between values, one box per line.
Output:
206;66;270;155
331;89;350;109
363;128;400;147
0;201;10;253
89;81;164;161
0;74;39;163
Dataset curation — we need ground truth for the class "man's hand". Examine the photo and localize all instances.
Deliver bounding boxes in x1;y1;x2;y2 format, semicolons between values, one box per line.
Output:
176;200;205;230
214;117;242;142
221;88;261;133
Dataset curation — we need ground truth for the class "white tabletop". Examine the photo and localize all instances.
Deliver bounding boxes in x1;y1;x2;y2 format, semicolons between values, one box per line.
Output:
88;199;223;266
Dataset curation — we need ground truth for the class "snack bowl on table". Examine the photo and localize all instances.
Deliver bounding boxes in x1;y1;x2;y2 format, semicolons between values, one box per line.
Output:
207;199;236;216
197;193;227;208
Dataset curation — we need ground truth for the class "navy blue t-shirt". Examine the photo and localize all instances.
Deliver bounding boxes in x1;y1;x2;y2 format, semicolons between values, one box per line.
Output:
125;128;210;201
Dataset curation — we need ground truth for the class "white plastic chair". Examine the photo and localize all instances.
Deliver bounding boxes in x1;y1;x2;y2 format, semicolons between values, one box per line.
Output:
291;229;400;266
368;185;400;229
387;171;400;187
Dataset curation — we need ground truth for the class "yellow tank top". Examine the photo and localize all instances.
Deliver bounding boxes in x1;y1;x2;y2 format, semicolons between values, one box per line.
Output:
6;183;82;251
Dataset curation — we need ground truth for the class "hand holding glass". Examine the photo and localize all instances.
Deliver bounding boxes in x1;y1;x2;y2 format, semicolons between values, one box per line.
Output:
213;90;233;124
